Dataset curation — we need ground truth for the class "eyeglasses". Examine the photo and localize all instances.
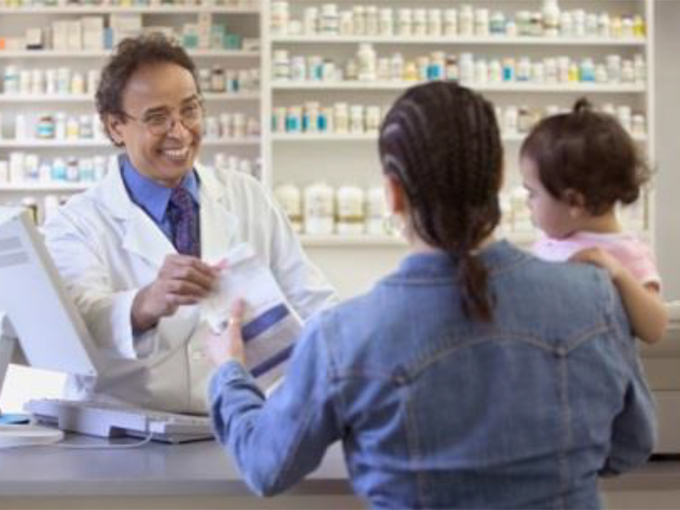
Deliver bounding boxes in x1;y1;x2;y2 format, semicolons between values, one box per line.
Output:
120;101;204;136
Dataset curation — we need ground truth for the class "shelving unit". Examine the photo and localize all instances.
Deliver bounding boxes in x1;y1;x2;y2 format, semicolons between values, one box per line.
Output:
0;49;260;58
268;0;654;243
272;132;648;143
0;0;657;297
264;0;654;295
0;91;261;102
0;0;264;222
271;34;646;46
0;5;260;14
0;138;260;148
272;81;647;92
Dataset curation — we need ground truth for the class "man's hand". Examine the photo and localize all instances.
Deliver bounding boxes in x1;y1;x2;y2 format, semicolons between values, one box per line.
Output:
570;247;625;282
131;254;220;333
205;300;246;367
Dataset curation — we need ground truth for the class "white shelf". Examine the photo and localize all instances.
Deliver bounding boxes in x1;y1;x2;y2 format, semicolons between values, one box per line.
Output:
0;6;260;14
0;49;260;59
272;133;377;142
271;35;646;47
0;138;260;148
272;133;649;143
299;232;539;248
0;182;92;192
300;234;404;247
272;81;646;93
203;138;261;147
0;92;260;103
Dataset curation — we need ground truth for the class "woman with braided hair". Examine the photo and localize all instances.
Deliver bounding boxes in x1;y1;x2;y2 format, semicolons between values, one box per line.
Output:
205;82;655;509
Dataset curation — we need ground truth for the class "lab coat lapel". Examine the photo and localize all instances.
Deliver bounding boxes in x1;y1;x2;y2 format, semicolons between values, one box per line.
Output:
196;164;240;263
122;211;175;268
95;157;175;269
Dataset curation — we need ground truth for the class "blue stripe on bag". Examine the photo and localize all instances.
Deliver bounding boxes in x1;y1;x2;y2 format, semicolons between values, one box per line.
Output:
242;304;290;342
252;344;294;377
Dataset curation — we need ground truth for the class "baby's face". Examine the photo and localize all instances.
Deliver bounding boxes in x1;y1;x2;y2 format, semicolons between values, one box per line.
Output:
519;157;578;239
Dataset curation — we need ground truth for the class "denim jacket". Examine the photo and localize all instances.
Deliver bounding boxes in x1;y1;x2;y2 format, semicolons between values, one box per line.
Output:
209;240;656;509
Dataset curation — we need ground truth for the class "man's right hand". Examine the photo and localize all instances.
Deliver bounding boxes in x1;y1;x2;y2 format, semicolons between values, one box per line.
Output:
131;254;220;333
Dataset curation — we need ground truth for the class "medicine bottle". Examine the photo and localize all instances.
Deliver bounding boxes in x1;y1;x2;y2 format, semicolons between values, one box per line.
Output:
397;8;412;37
542;0;560;37
334;103;349;134
36;114;55;139
3;65;19;94
459;5;473;36
270;1;289;35
444;9;458;36
365;6;379;36
303;182;335;235
211;66;226;92
428;9;442;36
413;8;427;36
379;9;393;36
320;4;339;35
349;105;364;134
336;186;366;235
274;183;303;232
365;187;386;235
366;106;381;133
357;43;377;81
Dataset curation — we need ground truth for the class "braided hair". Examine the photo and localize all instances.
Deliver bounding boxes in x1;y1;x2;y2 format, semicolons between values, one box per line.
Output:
379;82;503;322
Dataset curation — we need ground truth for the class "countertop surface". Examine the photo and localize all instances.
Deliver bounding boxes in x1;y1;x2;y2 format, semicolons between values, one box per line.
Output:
0;435;677;497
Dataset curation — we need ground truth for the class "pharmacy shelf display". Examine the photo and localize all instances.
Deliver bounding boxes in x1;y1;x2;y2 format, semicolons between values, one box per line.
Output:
0;0;263;224
0;0;655;251
268;0;654;248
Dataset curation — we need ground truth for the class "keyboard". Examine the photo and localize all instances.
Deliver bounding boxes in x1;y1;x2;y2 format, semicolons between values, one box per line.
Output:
24;398;214;444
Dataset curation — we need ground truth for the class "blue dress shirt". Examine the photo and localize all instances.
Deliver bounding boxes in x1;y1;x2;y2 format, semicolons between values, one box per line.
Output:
120;154;200;243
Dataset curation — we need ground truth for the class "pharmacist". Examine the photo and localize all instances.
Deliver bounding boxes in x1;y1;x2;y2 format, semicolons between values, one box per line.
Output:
43;33;335;413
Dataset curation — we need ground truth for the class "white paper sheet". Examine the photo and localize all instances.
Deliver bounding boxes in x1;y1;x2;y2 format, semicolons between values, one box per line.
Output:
202;243;303;390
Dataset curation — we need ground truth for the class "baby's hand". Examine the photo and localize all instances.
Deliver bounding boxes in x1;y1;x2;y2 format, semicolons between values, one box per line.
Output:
569;247;625;282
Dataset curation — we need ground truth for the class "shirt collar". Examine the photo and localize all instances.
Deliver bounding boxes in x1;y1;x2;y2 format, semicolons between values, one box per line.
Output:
120;154;200;223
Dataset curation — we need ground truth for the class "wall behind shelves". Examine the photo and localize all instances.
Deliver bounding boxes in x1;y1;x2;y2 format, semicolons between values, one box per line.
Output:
654;0;680;300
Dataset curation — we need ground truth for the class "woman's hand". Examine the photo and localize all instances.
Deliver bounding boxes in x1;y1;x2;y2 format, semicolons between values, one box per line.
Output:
205;299;246;366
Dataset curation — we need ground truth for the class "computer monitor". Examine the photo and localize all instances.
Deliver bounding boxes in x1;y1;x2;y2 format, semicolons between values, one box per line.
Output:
0;207;101;414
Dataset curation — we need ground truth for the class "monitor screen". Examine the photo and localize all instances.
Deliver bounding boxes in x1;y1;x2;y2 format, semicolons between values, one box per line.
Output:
0;208;100;378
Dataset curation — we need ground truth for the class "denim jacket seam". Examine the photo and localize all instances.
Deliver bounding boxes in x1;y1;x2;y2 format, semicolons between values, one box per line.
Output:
266;404;316;493
399;332;556;378
332;369;407;383
403;386;427;509
268;329;334;493
563;323;612;352
322;330;347;436
558;353;571;509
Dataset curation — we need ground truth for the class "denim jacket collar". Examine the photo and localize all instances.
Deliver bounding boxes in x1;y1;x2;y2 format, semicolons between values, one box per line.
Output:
392;239;528;280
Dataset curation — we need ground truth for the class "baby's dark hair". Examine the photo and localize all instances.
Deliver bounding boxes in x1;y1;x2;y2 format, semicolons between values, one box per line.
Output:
379;82;503;323
520;98;650;215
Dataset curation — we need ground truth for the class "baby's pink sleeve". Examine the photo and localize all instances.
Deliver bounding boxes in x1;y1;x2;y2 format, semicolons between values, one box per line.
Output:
624;246;661;288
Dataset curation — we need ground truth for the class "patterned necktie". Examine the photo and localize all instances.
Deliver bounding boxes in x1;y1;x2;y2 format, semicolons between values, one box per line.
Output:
168;186;200;257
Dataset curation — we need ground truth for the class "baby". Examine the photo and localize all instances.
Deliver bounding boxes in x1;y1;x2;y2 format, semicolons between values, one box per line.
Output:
520;98;667;344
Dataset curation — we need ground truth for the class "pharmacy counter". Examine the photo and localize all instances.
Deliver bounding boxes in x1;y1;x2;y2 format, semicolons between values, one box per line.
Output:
0;436;678;510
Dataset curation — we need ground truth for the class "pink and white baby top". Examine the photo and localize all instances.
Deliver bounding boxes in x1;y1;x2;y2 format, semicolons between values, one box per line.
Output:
532;231;661;288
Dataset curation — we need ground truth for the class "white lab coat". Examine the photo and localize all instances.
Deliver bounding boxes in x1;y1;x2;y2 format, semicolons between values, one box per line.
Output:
44;161;336;413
